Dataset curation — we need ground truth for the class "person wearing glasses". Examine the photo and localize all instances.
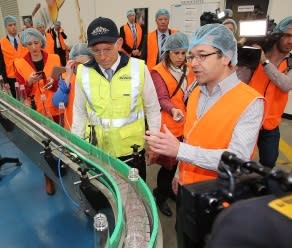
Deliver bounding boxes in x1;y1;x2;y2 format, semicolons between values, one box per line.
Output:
248;16;292;169
71;17;161;181
150;32;195;217
145;24;264;247
14;28;61;195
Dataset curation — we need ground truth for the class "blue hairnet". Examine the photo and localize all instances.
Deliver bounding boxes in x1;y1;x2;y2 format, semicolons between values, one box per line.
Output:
223;19;237;34
36;22;45;28
163;32;189;52
69;43;92;59
155;9;170;19
4;15;17;26
127;9;135;16
24;17;32;24
21;28;46;49
273;16;292;33
190;23;237;65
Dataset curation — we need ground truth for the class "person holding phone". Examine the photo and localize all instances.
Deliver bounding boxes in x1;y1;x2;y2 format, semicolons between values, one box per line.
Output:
52;43;93;130
14;28;61;195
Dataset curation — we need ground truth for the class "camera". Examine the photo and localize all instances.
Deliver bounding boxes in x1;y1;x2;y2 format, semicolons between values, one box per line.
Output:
200;12;221;26
178;151;292;247
237;17;278;70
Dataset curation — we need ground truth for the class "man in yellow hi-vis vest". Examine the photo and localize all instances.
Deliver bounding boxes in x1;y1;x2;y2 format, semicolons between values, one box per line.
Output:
71;17;161;181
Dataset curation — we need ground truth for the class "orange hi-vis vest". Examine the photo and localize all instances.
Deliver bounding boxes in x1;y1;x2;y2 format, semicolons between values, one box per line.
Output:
44;33;55;54
152;63;194;137
249;59;288;130
0;37;27;78
123;23;142;50
48;30;67;50
146;29;177;70
63;73;75;130
14;54;61;116
179;82;263;185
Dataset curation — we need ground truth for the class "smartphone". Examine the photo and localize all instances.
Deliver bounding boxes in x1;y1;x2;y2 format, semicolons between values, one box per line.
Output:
51;66;66;81
35;71;43;76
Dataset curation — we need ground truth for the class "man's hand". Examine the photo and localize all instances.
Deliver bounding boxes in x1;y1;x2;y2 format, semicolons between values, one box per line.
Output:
144;124;180;157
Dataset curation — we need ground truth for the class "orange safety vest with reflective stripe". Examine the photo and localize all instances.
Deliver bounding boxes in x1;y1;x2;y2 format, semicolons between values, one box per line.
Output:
146;29;177;70
123;23;142;51
179;82;262;185
14;54;61;116
44;33;55;54
152;62;194;137
249;60;288;130
0;37;28;78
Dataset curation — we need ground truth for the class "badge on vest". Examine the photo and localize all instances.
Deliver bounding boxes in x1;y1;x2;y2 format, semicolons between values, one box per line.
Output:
119;74;132;80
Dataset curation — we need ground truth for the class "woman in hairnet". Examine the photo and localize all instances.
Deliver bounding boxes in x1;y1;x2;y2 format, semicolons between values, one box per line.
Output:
14;28;62;195
150;32;195;217
52;43;93;130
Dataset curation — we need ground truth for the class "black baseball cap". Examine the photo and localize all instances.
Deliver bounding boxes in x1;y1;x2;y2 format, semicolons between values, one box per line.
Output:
87;17;119;46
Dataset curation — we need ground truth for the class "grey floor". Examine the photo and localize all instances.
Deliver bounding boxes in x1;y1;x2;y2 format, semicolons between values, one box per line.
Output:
146;117;292;248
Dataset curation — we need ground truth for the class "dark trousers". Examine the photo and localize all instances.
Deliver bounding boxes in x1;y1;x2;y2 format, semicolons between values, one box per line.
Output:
55;48;67;66
6;77;16;98
176;185;204;248
119;149;146;181
156;165;177;202
257;127;280;168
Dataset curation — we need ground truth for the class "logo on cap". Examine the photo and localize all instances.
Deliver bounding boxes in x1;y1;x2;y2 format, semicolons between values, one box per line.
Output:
91;26;110;36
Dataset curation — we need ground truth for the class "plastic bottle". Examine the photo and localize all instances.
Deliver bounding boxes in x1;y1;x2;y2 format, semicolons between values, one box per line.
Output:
40;94;53;120
124;168;146;247
102;121;111;152
19;84;31;106
58;102;65;127
93;213;109;248
14;82;21;100
0;75;4;90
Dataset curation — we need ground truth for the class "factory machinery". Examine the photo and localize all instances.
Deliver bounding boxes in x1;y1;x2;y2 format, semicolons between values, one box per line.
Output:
0;91;162;248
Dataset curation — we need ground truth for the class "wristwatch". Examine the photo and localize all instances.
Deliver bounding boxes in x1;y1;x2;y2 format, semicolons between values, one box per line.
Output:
262;59;270;67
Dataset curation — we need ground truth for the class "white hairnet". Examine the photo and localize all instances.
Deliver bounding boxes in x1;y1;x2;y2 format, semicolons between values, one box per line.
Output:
163;32;189;52
223;19;237;34
155;9;170;19
273;16;292;34
127;9;135;17
190;23;237;65
21;28;46;49
4;15;17;26
69;43;92;59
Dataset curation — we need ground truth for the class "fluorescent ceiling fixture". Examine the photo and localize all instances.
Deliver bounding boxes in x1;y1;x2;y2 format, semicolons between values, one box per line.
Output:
239;19;267;37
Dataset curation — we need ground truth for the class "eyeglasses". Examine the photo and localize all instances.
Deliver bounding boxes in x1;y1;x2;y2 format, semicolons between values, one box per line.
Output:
186;51;221;62
90;45;116;56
